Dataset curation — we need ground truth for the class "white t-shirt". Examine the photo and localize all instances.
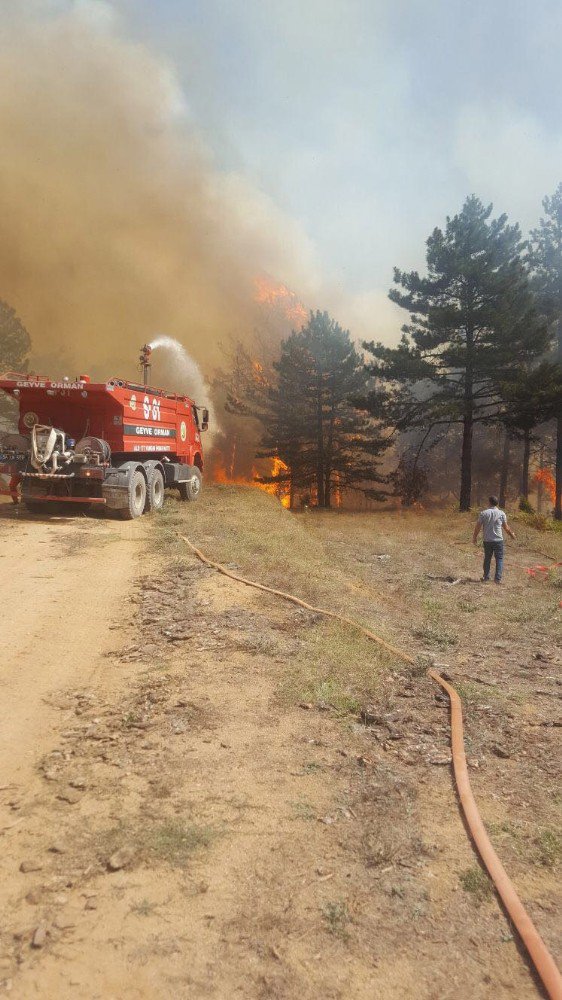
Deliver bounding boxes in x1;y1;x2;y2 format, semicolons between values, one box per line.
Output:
478;507;507;542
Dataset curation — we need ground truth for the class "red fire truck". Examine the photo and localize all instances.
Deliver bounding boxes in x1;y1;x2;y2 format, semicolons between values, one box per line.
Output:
0;346;208;518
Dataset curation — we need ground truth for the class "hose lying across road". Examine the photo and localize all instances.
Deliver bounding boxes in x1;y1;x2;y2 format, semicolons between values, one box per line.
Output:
180;533;562;1000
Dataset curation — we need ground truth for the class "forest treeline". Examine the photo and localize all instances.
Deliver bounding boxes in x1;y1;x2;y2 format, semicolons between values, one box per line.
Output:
1;187;561;518
221;186;562;519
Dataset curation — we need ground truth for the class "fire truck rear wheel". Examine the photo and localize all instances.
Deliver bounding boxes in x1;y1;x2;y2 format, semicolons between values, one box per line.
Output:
23;500;49;515
121;469;147;520
178;468;202;502
145;468;165;512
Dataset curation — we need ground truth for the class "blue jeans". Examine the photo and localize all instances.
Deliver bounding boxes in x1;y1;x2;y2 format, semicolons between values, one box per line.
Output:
483;541;504;581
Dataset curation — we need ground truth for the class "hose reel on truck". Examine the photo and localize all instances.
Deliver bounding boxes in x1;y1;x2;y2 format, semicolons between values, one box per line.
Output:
0;350;208;517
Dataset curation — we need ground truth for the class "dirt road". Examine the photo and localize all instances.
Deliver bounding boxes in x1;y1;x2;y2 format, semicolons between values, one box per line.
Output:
0;490;559;999
0;505;141;787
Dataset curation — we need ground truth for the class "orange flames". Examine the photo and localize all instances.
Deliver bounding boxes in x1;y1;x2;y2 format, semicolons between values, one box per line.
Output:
211;454;291;508
210;275;306;506
270;456;291;508
533;468;556;504
254;275;307;329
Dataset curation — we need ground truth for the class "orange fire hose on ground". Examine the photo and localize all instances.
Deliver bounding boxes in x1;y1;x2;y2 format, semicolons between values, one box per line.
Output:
180;533;562;1000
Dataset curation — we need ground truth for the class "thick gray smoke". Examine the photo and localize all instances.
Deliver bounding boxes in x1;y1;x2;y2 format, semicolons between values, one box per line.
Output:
0;1;319;384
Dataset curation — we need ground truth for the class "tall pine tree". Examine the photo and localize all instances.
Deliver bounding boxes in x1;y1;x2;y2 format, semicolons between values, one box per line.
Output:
252;312;389;507
0;300;31;427
528;183;562;519
364;196;549;510
499;361;562;501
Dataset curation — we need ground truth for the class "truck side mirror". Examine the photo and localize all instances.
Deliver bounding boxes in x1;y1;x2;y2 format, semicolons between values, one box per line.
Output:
201;408;209;432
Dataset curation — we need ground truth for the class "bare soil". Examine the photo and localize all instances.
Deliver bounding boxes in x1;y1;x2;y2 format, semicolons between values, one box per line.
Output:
0;489;560;999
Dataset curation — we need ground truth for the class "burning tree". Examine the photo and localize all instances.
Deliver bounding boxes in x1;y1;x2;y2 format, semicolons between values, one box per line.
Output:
256;311;389;507
528;183;562;519
498;361;562;502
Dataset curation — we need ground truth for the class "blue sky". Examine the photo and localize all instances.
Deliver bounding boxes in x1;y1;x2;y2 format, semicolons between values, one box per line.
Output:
117;0;561;313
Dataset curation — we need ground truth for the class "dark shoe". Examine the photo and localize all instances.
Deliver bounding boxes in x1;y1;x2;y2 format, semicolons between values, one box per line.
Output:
480;577;490;582
494;579;502;585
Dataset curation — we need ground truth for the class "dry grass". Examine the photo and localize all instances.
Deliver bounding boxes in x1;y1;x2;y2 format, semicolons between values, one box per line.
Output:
96;817;216;871
278;620;392;713
151;488;561;725
143;820;215;866
153;489;404;714
157;487;382;613
60;524;120;556
534;828;562;868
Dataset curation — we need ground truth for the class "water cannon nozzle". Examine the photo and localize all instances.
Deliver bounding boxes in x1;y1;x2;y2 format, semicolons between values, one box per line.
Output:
139;344;152;386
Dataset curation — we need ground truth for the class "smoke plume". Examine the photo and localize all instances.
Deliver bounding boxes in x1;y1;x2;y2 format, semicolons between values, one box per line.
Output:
0;1;319;387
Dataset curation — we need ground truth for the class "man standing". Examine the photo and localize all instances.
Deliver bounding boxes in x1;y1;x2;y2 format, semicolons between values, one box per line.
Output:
472;495;516;584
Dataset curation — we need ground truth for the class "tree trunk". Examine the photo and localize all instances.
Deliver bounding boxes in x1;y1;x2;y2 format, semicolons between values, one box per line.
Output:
460;413;473;511
520;430;531;500
324;397;335;510
554;318;562;521
554;415;562;521
499;430;510;508
537;442;544;514
459;335;474;512
315;374;325;507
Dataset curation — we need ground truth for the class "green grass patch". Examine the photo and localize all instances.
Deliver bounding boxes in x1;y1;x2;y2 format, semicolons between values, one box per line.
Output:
98;817;216;871
277;619;390;715
534;828;561;868
413;622;459;648
513;512;562;534
289;799;316;821
321;900;351;939
129;898;160;917
142;820;215;866
459;865;492;903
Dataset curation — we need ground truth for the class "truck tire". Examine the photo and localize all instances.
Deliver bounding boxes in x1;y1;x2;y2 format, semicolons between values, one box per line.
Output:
145;467;165;513
23;500;49;515
178;468;202;502
121;469;147;519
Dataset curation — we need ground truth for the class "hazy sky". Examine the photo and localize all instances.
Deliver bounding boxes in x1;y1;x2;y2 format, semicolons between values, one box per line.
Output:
106;0;562;339
10;0;562;344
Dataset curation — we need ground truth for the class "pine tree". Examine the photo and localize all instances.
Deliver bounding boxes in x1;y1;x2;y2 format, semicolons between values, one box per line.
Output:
528;184;562;519
256;312;389;507
499;361;562;501
0;300;31;427
256;335;316;505
364;196;549;510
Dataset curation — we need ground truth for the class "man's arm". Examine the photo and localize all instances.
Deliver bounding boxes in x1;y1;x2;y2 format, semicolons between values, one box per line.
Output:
504;519;515;540
472;520;482;544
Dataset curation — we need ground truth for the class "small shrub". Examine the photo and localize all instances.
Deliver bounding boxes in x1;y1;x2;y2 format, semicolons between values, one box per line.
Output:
535;828;561;868
289;799;316;821
322;900;350;938
413;623;459;648
459;865;492;903
515;512;561;533
144;820;214;866
129;898;159;917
